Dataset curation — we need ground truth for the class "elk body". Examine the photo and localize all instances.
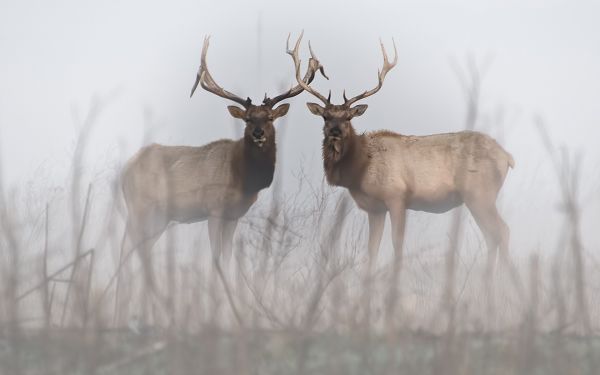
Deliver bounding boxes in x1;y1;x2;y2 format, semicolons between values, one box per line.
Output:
288;37;514;274
121;35;327;295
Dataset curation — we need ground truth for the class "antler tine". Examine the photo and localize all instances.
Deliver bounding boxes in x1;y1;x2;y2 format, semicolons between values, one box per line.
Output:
189;36;209;98
292;30;303;55
190;35;251;108
344;38;398;106
279;32;330;106
378;37;398;81
309;41;330;80
308;39;316;58
265;32;330;106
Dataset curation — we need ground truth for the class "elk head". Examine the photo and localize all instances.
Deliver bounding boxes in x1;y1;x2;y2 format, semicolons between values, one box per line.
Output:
287;36;397;162
190;34;328;149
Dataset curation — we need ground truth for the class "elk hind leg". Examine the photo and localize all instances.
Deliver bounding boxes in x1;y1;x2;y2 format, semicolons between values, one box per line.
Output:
465;198;503;270
465;198;523;298
208;216;243;325
127;218;166;293
126;215;168;323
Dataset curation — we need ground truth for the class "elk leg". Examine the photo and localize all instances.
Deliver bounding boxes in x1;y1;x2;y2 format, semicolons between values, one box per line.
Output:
207;217;223;261
464;199;503;272
207;216;228;292
361;211;386;329
367;211;386;271
389;204;407;272
465;199;524;298
386;204;406;323
127;221;164;293
126;216;167;324
221;218;239;267
207;216;243;325
492;213;525;300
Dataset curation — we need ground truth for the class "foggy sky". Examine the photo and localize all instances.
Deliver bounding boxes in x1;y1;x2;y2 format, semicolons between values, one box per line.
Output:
1;0;599;253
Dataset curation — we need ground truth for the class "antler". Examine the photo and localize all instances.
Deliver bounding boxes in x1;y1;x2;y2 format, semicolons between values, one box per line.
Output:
264;32;329;107
286;31;331;105
190;36;252;108
343;38;398;106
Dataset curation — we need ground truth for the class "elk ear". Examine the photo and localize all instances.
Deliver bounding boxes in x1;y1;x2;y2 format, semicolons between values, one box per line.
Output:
306;102;325;116
271;103;290;120
227;106;246;119
350;104;368;118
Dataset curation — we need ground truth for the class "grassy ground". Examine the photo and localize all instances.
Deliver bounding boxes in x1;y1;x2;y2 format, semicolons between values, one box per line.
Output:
3;329;599;375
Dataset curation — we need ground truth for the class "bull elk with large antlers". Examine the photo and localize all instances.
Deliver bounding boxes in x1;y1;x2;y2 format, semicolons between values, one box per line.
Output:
121;34;327;300
287;35;514;277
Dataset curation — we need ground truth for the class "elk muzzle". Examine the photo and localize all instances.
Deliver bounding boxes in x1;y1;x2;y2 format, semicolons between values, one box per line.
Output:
328;127;342;138
252;128;267;148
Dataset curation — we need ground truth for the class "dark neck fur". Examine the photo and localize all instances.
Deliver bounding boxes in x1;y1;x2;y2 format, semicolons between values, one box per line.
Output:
322;125;369;189
234;137;276;195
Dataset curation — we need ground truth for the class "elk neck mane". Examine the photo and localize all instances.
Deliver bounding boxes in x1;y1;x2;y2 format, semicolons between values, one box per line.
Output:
233;135;276;196
322;124;371;188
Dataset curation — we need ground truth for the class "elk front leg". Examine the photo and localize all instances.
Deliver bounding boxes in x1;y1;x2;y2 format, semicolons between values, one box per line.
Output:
389;204;407;270
207;217;224;261
386;203;406;324
367;211;386;272
221;218;239;266
362;211;386;330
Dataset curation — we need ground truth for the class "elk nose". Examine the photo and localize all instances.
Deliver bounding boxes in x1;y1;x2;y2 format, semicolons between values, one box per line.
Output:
329;127;341;137
252;128;264;138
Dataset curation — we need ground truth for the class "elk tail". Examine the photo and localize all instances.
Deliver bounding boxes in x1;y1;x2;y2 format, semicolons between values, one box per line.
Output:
506;151;515;169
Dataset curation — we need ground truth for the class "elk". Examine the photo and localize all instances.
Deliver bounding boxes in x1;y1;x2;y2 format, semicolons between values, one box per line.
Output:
121;34;327;297
287;36;514;277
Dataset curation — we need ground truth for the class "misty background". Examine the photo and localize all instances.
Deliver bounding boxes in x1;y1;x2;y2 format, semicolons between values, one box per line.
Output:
1;0;599;258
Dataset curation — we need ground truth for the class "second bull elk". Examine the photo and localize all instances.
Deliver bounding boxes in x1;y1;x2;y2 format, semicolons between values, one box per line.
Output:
288;36;515;277
121;34;327;297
